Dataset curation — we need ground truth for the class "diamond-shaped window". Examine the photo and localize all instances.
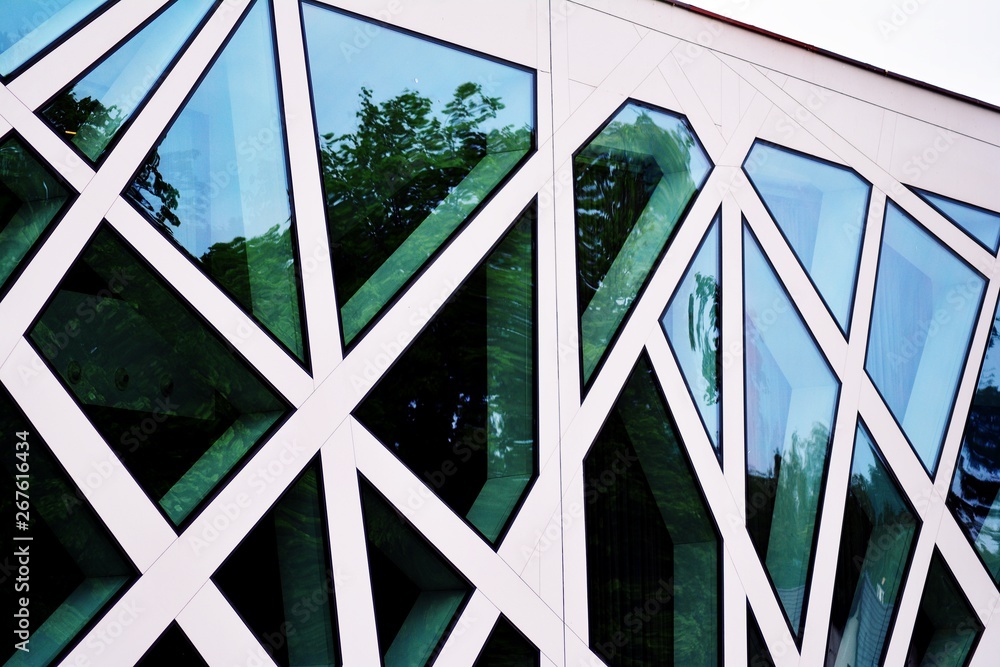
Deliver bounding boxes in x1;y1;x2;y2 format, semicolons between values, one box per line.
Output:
301;1;535;346
29;226;289;527
574;101;711;388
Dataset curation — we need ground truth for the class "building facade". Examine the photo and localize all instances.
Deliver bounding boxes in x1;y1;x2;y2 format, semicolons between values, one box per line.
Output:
2;0;1000;665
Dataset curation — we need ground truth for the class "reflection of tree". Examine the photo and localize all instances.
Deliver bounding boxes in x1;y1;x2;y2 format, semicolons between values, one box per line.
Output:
43;91;124;162
127;148;182;229
320;82;529;303
688;272;719;405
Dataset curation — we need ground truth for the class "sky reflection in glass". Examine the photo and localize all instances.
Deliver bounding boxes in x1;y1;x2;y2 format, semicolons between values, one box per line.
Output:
0;0;110;76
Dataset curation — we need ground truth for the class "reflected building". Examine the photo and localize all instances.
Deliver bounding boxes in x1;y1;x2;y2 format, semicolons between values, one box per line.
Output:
0;1;999;666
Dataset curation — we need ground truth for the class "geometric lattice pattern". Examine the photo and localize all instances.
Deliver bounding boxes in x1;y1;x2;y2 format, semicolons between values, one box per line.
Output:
2;1;1000;666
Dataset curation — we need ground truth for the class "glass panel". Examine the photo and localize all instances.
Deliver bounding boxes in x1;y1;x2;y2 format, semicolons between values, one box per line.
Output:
29;226;288;526
748;604;776;667
866;202;984;474
0;0;111;76
473;616;538;667
42;0;215;162
125;0;305;361
744;142;869;332
360;478;471;667
136;623;208;666
300;2;534;345
585;354;720;666
354;208;535;545
914;187;1000;252
0;386;136;666
0;135;72;292
905;551;982;667
661;212;721;454
948;303;1000;583
744;224;838;639
575;102;711;385
826;423;918;667
214;459;340;667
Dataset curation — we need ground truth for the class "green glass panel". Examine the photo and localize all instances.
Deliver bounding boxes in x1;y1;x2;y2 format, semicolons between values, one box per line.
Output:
136;623;207;666
29;226;287;526
744;224;838;639
948;305;1000;583
42;0;215;162
360;479;471;667
914;187;1000;252
661;212;721;454
354;208;535;545
744;142;870;332
827;424;918;666
585;354;720;666
575;103;711;385
214;459;340;667
0;136;72;291
473;616;538;667
1;386;136;666
0;0;111;76
905;551;982;667
300;1;534;345
866;203;984;474
124;0;305;361
748;604;775;667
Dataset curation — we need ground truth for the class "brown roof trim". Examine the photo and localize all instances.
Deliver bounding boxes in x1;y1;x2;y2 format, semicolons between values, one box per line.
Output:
656;0;1000;114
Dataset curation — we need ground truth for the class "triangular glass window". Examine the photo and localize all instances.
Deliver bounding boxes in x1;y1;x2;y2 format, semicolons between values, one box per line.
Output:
744;223;838;640
584;353;720;665
914;187;1000;252
744;142;870;333
301;1;534;346
125;0;306;362
473;616;538;666
866;202;984;474
574;102;711;387
661;211;721;455
905;551;983;666
354;208;536;545
29;226;289;527
214;459;341;667
359;478;472;667
136;622;207;666
42;0;215;162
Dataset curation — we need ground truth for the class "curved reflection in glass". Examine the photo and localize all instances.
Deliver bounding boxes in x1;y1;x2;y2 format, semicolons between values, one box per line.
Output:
0;0;111;76
585;354;720;666
905;551;982;667
866;202;984;474
826;423;918;667
744;224;838;639
301;1;534;345
914;187;1000;253
661;212;721;454
125;0;305;361
575;102;711;386
43;0;215;162
744;142;870;332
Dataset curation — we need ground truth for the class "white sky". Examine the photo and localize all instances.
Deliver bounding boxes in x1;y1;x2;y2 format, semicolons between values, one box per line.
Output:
682;0;1000;108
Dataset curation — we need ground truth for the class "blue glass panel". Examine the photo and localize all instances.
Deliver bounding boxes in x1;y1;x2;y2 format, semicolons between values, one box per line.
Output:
575;103;711;386
905;551;982;667
125;0;305;361
744;142;869;332
948;304;1000;583
744;225;838;639
42;0;215;162
827;424;918;666
661;212;721;454
914;188;1000;253
866;203;984;474
301;2;534;345
0;0;111;76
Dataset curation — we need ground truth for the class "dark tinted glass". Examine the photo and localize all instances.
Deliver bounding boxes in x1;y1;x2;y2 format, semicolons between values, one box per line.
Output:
136;622;208;666
585;354;719;666
360;479;471;667
301;1;534;345
748;603;776;667
354;208;535;545
905;552;982;667
473;616;538;667
575;103;710;385
125;0;306;361
29;226;288;526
